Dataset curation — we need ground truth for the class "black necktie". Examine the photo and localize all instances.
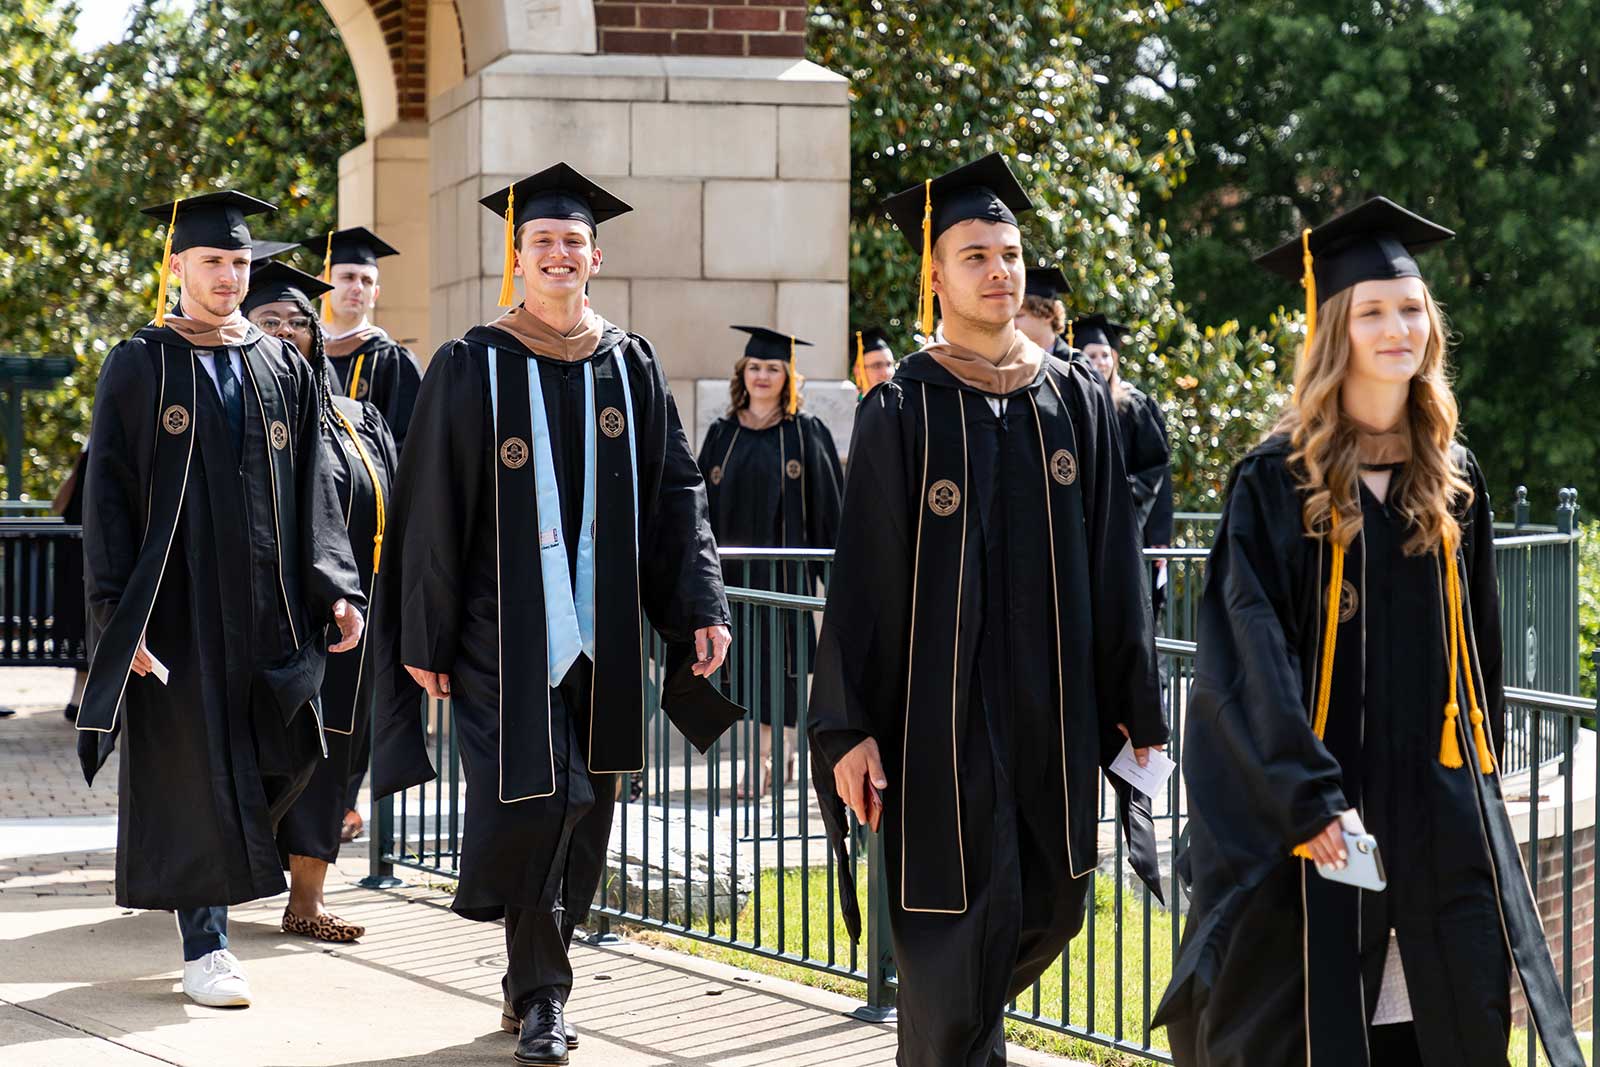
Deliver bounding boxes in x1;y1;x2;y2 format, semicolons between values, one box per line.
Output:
215;351;244;455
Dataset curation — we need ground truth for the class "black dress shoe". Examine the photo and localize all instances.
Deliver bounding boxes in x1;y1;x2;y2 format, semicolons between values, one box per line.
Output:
501;1001;578;1048
513;997;569;1065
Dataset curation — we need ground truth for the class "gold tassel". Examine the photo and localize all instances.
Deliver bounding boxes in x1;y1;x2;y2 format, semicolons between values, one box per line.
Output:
852;331;867;395
1440;701;1465;769
347;353;367;400
916;179;934;336
1300;227;1317;350
320;231;335;321
1440;539;1467;769
153;200;178;327
1292;505;1345;862
1066;321;1074;349
1445;542;1495;773
334;407;385;574
497;186;518;307
787;336;798;416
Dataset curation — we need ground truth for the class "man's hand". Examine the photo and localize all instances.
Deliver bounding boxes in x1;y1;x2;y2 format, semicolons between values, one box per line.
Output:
405;665;451;700
833;737;887;832
329;599;364;653
130;637;154;677
1116;722;1166;768
692;624;731;677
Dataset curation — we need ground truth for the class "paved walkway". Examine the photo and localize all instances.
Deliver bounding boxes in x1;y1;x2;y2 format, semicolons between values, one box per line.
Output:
0;669;1086;1066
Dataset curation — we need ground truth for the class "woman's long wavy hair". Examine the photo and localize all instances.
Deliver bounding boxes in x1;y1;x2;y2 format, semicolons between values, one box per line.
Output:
1272;281;1471;556
726;354;802;417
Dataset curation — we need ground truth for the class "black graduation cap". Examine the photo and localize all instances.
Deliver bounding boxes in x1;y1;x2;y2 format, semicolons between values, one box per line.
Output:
242;261;334;316
297;226;401;271
1255;196;1454;329
880;154;1036;334
860;327;893;354
1068;313;1130;351
479;162;634;307
851;327;894;394
732;326;811;415
250;239;300;263
1024;266;1070;300
141;191;275;326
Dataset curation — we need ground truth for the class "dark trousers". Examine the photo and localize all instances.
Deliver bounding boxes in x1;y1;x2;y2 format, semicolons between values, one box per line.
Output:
175;906;228;961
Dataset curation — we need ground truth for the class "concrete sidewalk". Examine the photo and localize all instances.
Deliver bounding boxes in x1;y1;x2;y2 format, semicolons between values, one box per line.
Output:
1;670;1087;1066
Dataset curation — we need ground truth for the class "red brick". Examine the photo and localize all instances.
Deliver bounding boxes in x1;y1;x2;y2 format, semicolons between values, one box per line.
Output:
595;3;639;27
747;32;805;57
640;4;709;28
600;28;675;52
673;30;747;55
784;7;809;31
713;6;780;30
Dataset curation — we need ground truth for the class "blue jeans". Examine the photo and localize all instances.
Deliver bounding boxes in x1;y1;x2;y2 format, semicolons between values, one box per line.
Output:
175;906;228;962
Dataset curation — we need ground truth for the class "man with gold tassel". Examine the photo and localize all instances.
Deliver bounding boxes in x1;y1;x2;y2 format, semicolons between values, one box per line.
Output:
850;326;897;397
376;161;743;1066
77;191;365;1008
296;227;423;451
807;154;1167;1066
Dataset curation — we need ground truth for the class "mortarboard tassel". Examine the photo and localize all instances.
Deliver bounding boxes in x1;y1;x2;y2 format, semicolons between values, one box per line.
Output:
787;335;799;416
852;331;867;396
320;231;335;321
497;186;518;307
1291;506;1346;861
1066;321;1074;349
1300;227;1317;350
1441;538;1493;772
153;200;179;328
917;179;934;337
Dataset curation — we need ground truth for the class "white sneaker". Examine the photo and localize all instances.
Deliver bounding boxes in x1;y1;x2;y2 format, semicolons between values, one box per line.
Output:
182;949;251;1007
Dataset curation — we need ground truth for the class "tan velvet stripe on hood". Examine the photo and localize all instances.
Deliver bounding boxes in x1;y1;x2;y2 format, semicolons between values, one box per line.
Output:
324;324;388;358
923;329;1045;395
489;305;605;362
157;312;258;349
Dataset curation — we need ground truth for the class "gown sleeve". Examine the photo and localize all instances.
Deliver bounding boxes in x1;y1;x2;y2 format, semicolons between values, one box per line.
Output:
805;416;846;550
1133;393;1174;545
392;341;486;673
1184;457;1349;863
380;343;424;454
82;340;154;641
1461;449;1506;760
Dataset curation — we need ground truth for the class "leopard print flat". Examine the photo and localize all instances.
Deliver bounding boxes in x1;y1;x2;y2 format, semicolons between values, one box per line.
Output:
281;908;365;942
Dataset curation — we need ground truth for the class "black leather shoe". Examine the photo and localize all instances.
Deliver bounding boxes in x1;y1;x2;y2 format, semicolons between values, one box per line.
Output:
513;997;569;1065
503;1001;577;1048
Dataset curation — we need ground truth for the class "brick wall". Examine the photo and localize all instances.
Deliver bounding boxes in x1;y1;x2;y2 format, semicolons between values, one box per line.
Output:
1512;824;1593;1030
367;0;431;121
594;1;808;57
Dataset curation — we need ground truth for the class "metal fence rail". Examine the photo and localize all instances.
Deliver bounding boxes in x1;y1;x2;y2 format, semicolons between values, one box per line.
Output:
0;519;86;668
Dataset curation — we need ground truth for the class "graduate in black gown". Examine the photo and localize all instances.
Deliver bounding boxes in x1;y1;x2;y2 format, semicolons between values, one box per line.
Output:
698;326;844;796
376;162;743;1065
77;192;364;1007
808;154;1166;1067
1152;198;1583;1066
1072;313;1173;612
850;326;897;397
295;226;423;451
244;262;398;943
1013;265;1077;363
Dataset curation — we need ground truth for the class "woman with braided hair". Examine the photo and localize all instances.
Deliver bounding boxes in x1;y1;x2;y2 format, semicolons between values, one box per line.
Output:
244;261;399;943
1154;198;1582;1066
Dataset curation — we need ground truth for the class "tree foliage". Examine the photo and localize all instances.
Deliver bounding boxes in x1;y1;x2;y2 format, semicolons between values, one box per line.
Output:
3;0;361;501
1102;0;1600;510
809;0;1301;508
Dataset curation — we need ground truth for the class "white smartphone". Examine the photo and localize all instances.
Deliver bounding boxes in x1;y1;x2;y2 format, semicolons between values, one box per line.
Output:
1316;831;1387;892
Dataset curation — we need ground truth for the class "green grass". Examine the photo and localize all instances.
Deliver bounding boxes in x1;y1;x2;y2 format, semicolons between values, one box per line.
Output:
627;865;1180;1066
1509;1030;1593;1066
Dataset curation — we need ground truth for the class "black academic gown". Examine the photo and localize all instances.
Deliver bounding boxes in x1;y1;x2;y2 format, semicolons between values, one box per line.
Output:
52;449;89;657
808;351;1166;1067
77;326;362;910
277;387;397;864
1153;437;1584;1067
374;320;742;922
1115;383;1173;548
327;330;422;452
698;412;844;729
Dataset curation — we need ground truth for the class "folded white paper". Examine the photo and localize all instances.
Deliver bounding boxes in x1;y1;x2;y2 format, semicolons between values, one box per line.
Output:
1109;738;1176;796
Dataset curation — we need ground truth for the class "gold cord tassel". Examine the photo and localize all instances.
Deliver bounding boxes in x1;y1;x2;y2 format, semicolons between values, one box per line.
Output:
916;179;934;337
320;231;335;321
1066;321;1074;349
1292;507;1345;861
335;407;385;574
787;336;799;416
153;200;178;327
1443;541;1494;772
1300;228;1317;351
852;331;867;395
497;186;518;307
347;353;367;400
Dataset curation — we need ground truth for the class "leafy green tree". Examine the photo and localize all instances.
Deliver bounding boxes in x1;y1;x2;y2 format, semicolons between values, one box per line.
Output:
3;0;361;502
1104;0;1600;509
809;0;1300;508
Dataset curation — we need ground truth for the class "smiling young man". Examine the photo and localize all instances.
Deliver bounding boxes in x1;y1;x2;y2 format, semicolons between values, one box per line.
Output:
77;191;365;1008
376;162;742;1066
806;154;1167;1066
296;226;423;450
